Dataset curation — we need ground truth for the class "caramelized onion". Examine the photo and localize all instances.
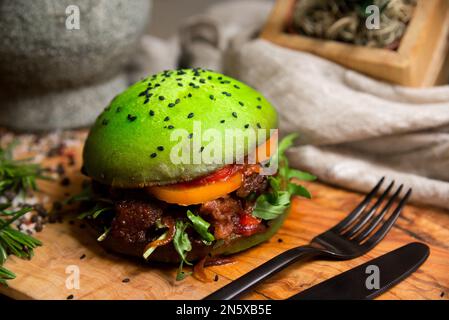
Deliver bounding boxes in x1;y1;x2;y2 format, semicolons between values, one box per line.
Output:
143;217;175;253
204;256;235;267
193;256;213;283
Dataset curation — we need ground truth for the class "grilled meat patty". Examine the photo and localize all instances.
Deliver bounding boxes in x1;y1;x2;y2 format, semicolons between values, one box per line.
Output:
88;166;268;262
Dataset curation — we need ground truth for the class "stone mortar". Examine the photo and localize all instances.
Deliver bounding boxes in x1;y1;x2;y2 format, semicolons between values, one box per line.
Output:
0;0;152;132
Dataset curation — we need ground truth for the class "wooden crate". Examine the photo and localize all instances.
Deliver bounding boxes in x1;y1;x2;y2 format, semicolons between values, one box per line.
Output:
260;0;449;87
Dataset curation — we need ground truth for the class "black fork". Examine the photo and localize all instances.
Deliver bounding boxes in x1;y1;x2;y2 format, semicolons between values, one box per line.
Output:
204;178;412;300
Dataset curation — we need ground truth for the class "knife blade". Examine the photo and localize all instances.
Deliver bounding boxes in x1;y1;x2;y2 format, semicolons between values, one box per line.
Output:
288;242;429;300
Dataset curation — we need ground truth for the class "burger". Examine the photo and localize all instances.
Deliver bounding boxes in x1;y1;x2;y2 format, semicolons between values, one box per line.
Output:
78;68;313;280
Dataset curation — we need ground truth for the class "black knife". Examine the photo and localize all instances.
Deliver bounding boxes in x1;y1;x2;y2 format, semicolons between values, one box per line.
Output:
288;242;429;300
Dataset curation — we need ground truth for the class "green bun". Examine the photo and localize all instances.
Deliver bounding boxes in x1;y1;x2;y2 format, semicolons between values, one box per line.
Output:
83;68;278;188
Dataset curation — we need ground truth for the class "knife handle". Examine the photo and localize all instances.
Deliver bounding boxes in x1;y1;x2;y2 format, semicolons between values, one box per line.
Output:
204;246;318;300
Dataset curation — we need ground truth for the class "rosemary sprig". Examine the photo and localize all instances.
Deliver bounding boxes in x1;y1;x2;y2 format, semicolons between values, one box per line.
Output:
0;141;51;196
0;142;46;286
0;206;42;285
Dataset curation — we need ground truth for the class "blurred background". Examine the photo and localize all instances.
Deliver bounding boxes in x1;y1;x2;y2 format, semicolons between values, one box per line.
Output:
148;0;231;37
0;0;448;209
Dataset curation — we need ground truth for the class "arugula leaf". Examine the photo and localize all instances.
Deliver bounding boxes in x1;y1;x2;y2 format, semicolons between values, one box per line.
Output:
173;220;192;281
77;203;112;220
97;227;111;242
186;210;215;244
288;169;316;181
288;183;312;199
252;134;314;221
252;191;291;220
278;133;298;155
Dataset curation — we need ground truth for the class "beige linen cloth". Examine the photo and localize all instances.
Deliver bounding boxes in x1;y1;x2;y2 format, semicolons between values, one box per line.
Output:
135;1;449;210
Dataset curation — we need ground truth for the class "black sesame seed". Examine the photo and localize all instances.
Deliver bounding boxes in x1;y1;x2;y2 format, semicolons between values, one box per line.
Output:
278;238;283;243
257;97;262;101
220;119;225;123
138;91;147;97
157;146;164;151
175;98;180;104
144;98;149;104
234;85;240;89
232;112;238;118
149;110;155;116
80;254;86;260
116;107;122;113
208;76;212;80
164;116;170;121
222;91;231;97
60;177;71;186
209;95;214;100
127;114;137;122
200;146;205;152
257;123;261;128
66;294;74;300
256;105;262;109
102;119;109;125
178;83;183;87
159;96;165;101
150;153;157;158
188;133;193;139
122;278;130;283
239;101;244;106
187;112;194;119
188;93;192;98
154;84;160;87
214;275;219;282
199;79;206;84
244;124;249;129
168;125;174;129
168;103;175;108
176;78;182;81
218;77;222;80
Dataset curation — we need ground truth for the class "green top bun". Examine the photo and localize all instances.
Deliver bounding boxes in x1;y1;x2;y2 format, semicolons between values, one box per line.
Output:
83;68;278;188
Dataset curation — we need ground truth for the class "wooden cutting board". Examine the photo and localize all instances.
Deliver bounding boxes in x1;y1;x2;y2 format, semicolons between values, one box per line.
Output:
0;129;448;300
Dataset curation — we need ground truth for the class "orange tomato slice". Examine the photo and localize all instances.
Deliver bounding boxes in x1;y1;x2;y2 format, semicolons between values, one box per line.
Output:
147;134;278;205
147;170;243;206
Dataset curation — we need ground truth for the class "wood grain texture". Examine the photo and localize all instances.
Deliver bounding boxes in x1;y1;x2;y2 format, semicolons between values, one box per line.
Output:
260;0;449;87
0;130;448;300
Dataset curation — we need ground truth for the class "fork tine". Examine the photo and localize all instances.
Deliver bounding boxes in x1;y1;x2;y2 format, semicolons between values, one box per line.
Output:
353;184;403;243
343;181;395;238
361;188;412;250
331;177;385;232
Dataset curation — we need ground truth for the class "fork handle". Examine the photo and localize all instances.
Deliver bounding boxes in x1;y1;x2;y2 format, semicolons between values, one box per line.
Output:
204;246;319;300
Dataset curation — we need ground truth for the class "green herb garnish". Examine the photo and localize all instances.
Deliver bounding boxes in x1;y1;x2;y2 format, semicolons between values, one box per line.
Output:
252;133;315;220
0;142;46;286
70;185;113;221
173;220;193;281
186;210;215;244
0;206;42;286
0;141;50;196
